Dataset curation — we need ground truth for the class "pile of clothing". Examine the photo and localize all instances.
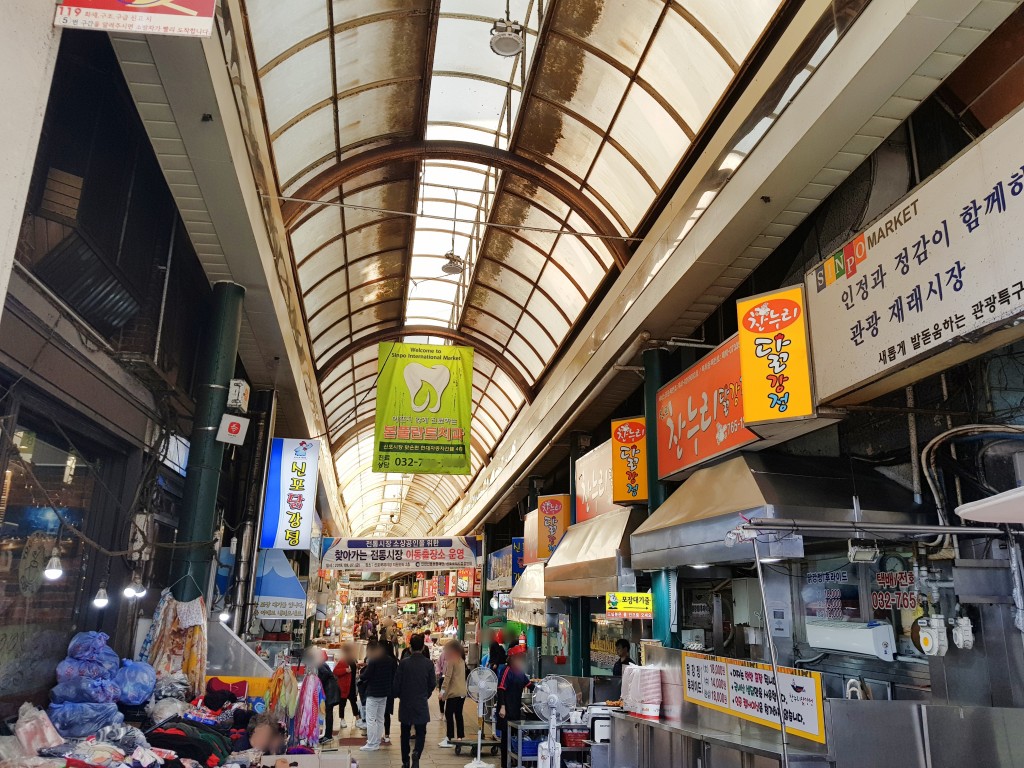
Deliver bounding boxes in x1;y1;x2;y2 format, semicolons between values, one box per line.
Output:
147;719;232;768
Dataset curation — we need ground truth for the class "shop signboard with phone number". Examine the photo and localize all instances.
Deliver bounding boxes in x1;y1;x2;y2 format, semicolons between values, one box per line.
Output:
683;651;825;744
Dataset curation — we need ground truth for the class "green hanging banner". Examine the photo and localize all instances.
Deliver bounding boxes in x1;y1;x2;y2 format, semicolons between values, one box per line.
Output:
373;342;474;475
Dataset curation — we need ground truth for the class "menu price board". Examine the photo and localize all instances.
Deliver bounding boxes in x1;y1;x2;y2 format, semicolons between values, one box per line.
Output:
682;651;825;744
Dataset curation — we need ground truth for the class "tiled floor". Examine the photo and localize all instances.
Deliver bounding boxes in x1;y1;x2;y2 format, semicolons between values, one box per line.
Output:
321;698;498;768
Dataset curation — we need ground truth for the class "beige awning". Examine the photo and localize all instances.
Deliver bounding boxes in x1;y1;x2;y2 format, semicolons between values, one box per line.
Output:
508;563;547;626
544;507;646;598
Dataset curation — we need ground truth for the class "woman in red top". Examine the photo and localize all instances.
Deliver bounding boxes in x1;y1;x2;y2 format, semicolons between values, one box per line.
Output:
333;644;360;731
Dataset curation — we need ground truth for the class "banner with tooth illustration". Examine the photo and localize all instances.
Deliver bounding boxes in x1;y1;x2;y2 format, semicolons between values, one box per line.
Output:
373;342;474;475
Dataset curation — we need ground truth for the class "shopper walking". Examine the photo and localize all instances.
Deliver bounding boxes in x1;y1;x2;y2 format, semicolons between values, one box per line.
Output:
381;639;399;744
393;633;436;768
333;644;358;731
358;641;392;752
438;641;467;748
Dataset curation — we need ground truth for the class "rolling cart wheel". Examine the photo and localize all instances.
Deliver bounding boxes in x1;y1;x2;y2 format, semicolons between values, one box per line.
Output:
490;746;499;755
454;746;461;756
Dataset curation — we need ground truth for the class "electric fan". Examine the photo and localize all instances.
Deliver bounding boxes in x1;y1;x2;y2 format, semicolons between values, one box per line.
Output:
466;666;499;768
531;676;577;768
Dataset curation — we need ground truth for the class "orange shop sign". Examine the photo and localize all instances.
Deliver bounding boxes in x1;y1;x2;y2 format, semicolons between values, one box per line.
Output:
736;285;815;425
537;494;570;559
611;418;648;504
54;0;216;37
656;336;757;480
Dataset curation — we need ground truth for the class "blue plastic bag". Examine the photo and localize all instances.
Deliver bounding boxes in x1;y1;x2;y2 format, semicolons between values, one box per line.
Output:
55;646;119;682
47;702;123;739
66;632;111;661
50;677;121;704
115;660;156;705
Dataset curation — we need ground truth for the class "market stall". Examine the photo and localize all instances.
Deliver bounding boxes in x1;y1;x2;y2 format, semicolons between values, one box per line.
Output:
545;507;647;676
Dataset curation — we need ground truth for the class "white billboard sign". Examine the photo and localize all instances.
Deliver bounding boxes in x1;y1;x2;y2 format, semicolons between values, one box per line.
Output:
805;105;1024;403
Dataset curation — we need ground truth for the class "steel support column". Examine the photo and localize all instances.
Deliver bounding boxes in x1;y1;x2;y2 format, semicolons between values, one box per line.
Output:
644;347;676;648
171;281;245;601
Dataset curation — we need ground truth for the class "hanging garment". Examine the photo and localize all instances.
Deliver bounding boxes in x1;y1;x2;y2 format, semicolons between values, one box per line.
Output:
293;675;324;748
140;590;173;664
147;595;208;699
264;664;299;720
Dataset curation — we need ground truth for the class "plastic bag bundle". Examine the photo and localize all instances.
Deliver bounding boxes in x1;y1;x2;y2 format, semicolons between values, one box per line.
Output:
146;697;188;723
55;646;119;682
66;632;111;661
50;676;121;704
46;702;123;739
115;660;156;705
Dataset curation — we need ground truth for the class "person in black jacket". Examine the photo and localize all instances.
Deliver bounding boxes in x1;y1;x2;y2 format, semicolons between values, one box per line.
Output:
358;641;393;751
381;640;399;744
393;633;436;768
307;648;342;744
496;647;534;768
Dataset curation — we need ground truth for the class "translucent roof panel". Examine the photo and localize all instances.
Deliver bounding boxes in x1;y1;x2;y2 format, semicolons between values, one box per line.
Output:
241;0;786;536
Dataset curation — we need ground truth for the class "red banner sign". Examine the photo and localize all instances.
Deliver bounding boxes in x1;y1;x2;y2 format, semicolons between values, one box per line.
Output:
656;336;757;479
55;0;216;38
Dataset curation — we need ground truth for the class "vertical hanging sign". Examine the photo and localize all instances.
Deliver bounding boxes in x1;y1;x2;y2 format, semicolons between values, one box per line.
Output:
260;438;321;550
537;494;570;559
374;342;474;475
610;418;649;503
736;285;815;425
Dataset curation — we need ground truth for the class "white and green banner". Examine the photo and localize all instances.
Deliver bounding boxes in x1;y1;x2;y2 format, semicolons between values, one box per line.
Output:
373;342;474;474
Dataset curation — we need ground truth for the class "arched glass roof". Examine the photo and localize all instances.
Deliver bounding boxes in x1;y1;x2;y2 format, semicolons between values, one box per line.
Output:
242;0;785;536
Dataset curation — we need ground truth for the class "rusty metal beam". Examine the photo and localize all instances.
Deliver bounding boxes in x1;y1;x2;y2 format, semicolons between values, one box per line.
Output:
317;324;535;404
281;140;630;268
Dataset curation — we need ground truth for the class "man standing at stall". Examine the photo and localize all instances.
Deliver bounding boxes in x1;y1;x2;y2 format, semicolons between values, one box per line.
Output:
612;638;635;677
393;633;436;768
496;646;533;768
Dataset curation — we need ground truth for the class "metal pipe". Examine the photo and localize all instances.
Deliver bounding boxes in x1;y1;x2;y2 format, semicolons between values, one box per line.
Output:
153;219;176;362
239;389;277;635
743;517;1004;537
752;538;790;768
906;385;922;504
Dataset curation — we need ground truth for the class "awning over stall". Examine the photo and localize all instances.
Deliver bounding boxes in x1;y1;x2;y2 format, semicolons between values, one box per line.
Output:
509;562;548;626
631;453;930;570
545;507;647;597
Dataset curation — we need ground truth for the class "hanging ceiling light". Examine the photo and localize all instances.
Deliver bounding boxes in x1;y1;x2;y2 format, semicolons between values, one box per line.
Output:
490;2;524;57
43;546;63;580
123;574;147;598
93;583;109;609
219;610;231;623
441;251;465;275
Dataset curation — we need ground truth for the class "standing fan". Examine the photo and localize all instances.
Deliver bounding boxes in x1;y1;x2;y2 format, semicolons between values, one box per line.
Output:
466;666;499;768
532;676;577;768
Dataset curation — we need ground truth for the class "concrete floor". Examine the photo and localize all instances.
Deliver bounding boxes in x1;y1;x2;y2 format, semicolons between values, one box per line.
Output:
321;697;497;768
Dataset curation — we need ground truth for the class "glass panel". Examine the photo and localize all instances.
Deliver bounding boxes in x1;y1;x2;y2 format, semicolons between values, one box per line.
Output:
517;98;603;171
514;312;556;362
475;259;533;305
291;206;343;263
521;288;569;339
505;335;543;379
334;15;428;92
685;1;782;62
537;262;585;320
249;0;328;70
272;106;335;186
612;85;691;191
640;12;734;133
549;233;605;296
534;36;628;132
297;240;344;291
432;16;520;84
551;0;660;71
428;77;515;134
261;38;332;135
587;143;655;232
337;83;419;149
480;230;546;281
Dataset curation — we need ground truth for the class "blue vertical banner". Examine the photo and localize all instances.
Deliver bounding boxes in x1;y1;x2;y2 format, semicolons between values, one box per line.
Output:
260;438;321;549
